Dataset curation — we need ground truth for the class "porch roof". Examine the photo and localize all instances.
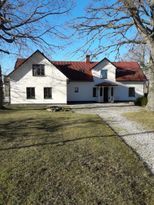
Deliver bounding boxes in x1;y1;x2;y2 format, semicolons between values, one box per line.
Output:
95;82;118;87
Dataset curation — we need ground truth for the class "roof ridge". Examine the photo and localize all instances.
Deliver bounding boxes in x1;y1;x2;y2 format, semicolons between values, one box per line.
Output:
16;58;139;64
51;60;98;63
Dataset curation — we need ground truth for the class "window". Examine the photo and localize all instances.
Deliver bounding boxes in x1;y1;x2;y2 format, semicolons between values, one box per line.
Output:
26;87;35;99
101;69;107;79
129;87;135;97
44;87;52;99
32;64;45;76
111;87;114;97
74;87;79;93
100;87;103;96
93;87;97;97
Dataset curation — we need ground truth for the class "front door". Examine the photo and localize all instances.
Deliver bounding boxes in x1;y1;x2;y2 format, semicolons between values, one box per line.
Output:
104;87;108;103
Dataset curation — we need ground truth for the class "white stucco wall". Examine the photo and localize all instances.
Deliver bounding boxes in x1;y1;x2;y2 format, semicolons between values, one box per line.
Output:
67;81;97;102
114;82;144;101
9;51;67;104
67;81;144;102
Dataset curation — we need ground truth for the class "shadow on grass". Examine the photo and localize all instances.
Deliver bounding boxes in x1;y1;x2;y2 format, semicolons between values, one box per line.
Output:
0;116;114;151
0;134;116;151
0;118;64;141
1;129;153;151
0;117;102;138
1;111;153;152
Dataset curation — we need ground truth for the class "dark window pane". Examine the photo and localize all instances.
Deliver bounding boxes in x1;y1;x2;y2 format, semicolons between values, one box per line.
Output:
100;87;103;96
41;68;45;76
93;87;97;97
44;87;52;99
74;87;79;93
111;87;114;96
26;87;35;99
32;64;45;76
129;87;135;97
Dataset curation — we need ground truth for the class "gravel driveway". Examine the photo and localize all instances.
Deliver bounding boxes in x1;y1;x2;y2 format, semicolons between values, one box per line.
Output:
73;103;154;174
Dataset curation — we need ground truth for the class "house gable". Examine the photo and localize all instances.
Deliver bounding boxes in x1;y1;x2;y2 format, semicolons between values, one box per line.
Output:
9;50;67;81
92;58;116;83
8;50;67;104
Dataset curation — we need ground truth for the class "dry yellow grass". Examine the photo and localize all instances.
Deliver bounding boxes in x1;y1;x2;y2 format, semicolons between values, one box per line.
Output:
0;109;153;205
125;110;154;130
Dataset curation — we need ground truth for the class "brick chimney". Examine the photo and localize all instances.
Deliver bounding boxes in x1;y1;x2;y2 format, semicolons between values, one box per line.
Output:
86;54;90;63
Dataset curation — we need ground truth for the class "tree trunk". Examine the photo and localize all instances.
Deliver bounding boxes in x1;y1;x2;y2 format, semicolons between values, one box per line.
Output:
0;66;3;109
146;65;154;111
146;43;154;111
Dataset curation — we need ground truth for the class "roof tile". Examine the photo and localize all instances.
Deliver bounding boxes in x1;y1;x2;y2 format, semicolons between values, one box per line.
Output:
13;58;146;82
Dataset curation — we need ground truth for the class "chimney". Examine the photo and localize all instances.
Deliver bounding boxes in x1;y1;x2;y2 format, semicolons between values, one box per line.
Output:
86;54;90;63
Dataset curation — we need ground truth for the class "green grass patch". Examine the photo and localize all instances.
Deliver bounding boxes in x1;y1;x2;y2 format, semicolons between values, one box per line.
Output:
124;111;154;130
0;110;153;205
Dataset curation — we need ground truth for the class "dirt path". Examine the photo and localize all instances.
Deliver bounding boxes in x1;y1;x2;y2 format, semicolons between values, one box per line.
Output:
75;105;154;174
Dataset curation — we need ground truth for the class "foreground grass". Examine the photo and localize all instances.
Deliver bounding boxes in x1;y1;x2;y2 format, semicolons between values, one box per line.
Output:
0;110;153;205
125;110;154;130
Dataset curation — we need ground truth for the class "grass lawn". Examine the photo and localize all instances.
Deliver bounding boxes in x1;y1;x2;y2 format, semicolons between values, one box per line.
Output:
0;109;153;205
125;110;154;130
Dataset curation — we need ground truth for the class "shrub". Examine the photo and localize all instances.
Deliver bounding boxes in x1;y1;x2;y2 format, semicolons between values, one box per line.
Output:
135;96;148;106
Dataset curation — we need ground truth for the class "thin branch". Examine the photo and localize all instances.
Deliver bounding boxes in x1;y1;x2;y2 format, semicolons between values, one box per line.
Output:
0;48;9;54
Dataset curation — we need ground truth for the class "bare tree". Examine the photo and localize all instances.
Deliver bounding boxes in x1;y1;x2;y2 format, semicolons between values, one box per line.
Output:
122;44;150;67
0;0;72;108
0;0;71;55
73;0;154;110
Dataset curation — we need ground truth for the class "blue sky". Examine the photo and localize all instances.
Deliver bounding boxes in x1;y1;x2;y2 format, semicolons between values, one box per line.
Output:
1;0;129;74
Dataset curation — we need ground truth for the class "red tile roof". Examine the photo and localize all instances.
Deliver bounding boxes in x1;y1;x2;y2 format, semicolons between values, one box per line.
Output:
13;58;146;82
51;61;97;81
113;62;147;81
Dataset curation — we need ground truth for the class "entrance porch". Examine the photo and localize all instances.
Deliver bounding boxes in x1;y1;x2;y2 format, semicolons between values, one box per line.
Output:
96;82;118;103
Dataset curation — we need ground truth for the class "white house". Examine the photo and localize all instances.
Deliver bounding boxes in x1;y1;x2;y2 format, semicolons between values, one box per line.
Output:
6;50;147;104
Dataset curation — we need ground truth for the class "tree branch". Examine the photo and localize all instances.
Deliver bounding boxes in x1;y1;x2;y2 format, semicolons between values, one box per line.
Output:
0;48;9;54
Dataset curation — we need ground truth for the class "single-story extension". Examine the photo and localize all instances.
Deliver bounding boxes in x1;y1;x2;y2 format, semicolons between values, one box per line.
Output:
6;50;147;104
